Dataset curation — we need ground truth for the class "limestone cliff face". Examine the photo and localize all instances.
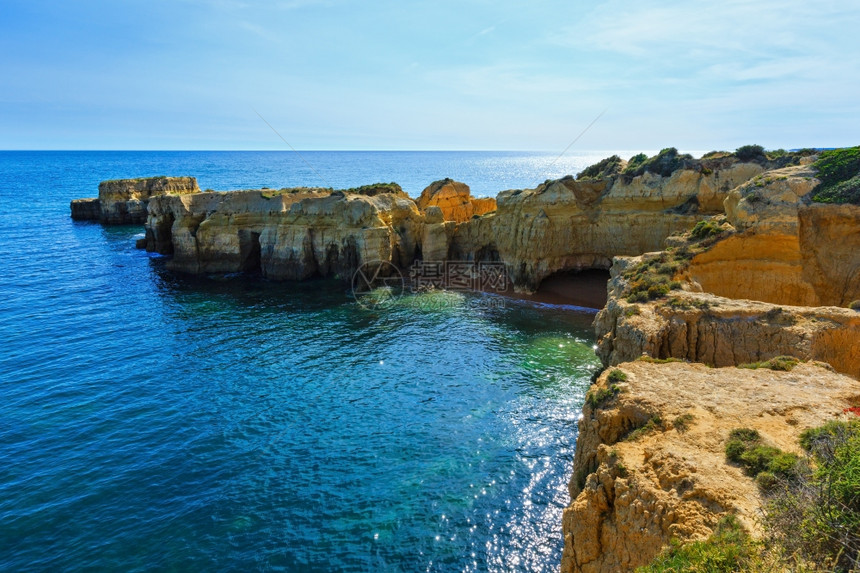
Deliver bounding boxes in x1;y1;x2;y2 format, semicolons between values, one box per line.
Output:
799;203;860;307
123;161;767;293
594;260;860;377
416;179;497;224
70;198;101;221
447;163;763;291
573;166;860;569
144;188;423;280
724;165;819;235
687;166;860;307
562;361;860;573
71;176;200;224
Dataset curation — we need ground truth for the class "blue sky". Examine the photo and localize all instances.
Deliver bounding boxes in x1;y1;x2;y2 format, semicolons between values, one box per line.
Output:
1;0;858;151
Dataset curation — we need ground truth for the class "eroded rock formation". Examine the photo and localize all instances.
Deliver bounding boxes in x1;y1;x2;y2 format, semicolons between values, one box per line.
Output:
70;176;200;224
416;179;497;224
446;162;764;291
66;154;770;291
594;281;860;377
562;361;860;573
570;152;860;571
144;186;423;280
685;165;860;307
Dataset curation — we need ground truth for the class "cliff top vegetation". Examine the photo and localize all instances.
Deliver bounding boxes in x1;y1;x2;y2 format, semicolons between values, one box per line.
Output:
576;146;820;182
811;146;860;205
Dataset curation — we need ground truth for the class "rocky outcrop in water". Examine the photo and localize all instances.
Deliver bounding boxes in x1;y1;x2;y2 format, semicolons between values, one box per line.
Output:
77;151;824;296
144;185;423;280
70;176;200;224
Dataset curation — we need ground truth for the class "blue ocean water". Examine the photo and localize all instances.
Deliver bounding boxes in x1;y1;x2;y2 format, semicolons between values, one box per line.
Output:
0;151;605;572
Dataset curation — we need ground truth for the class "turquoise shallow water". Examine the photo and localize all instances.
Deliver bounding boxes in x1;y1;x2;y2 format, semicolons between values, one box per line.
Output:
0;151;602;571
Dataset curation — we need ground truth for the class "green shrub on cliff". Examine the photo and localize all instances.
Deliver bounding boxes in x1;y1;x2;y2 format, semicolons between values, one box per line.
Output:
607;369;628;383
811;146;860;205
765;419;860;571
586;383;621;408
624;153;649;174
577;155;624;180
636;516;761;572
725;428;800;487
345;182;404;196
735;144;767;162
624;147;696;178
690;220;724;239
626;415;666;441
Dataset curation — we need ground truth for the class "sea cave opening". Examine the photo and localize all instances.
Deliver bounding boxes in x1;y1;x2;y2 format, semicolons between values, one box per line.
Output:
533;268;610;309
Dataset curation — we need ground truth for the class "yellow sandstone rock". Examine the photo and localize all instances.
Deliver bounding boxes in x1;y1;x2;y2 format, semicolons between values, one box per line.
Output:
562;361;860;573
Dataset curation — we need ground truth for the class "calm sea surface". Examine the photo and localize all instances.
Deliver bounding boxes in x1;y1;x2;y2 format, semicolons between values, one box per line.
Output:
0;151;608;572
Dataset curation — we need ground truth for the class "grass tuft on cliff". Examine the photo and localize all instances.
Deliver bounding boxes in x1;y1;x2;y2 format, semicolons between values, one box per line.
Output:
636;515;762;572
725;428;800;488
811;146;860;205
586;382;622;409
738;356;801;372
626;415;666;441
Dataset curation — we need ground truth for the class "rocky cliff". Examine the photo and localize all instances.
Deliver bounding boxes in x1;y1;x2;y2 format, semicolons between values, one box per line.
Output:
561;360;859;573
76;152;819;297
70;176;200;224
138;159;756;288
567;150;860;571
144;185;423;280
416;178;496;224
445;161;765;291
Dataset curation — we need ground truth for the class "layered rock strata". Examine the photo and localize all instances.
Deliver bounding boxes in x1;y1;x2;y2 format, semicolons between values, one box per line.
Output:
70;176;200;224
447;162;764;291
76;156;783;292
595;280;860;377
144;186;423;280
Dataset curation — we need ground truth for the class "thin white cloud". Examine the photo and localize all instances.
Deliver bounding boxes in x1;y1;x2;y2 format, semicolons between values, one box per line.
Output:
237;20;282;42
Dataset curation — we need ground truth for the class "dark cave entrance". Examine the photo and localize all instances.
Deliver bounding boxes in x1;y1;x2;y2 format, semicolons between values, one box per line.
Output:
533;268;611;309
238;230;262;274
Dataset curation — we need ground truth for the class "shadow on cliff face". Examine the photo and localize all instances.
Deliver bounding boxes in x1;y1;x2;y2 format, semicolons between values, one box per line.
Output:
508;269;610;310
